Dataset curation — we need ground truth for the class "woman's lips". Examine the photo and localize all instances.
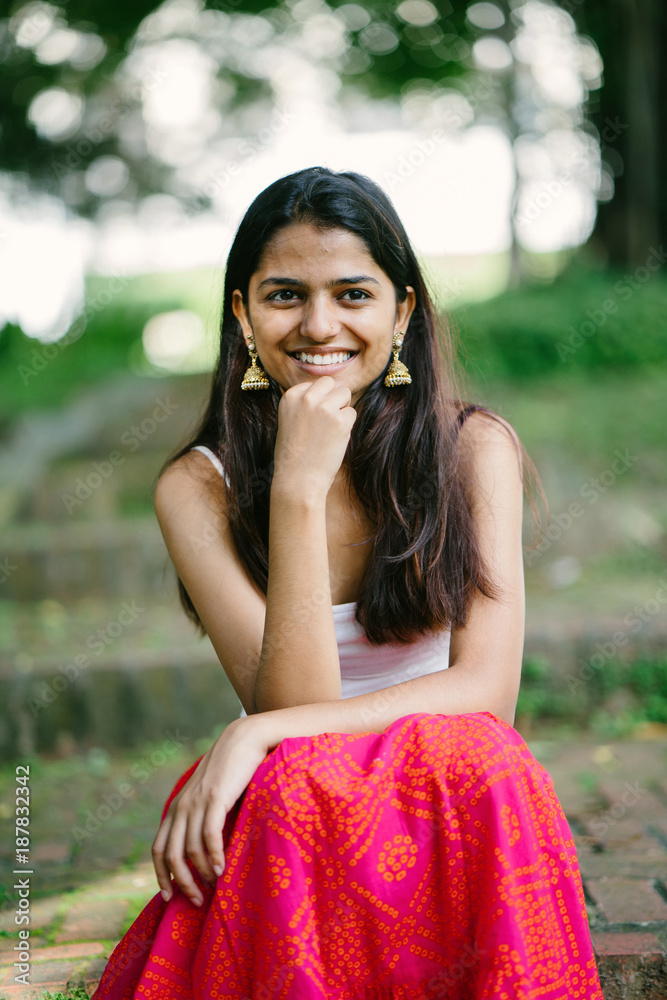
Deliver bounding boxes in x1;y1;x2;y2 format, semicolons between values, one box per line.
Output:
290;353;357;372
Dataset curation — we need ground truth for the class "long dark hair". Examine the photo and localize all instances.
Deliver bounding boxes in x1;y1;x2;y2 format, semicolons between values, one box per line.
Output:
157;166;520;644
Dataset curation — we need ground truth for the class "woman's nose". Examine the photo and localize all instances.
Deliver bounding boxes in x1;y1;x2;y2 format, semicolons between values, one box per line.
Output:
299;295;339;339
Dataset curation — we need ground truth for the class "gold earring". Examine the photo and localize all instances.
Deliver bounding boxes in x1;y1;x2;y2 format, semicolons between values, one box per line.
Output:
241;336;270;390
384;331;411;387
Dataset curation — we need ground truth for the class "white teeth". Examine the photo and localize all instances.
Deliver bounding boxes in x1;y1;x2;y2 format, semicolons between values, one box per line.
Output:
295;351;353;366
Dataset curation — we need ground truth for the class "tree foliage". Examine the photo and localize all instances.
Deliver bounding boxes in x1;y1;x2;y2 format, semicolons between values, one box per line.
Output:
3;0;659;267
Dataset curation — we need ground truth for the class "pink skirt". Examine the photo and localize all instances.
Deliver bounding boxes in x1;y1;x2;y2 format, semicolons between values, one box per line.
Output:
91;711;603;999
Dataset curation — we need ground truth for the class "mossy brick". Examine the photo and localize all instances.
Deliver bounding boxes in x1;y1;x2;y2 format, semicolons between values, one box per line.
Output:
593;932;666;1000
57;896;130;942
596;781;667;820
78;952;111;988
0;984;59;999
0;894;62;934
600;744;667;783
582;815;666;854
60;861;156;903
580;852;667;879
594;932;665;957
0;956;77;986
31;941;108;962
30;841;71;864
587;878;667;923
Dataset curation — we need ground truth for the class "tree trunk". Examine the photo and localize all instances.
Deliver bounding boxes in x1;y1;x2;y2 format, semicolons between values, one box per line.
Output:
587;0;664;267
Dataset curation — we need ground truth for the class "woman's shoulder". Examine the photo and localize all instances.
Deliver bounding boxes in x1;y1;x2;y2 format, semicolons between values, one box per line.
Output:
455;404;524;488
154;446;228;523
456;403;520;447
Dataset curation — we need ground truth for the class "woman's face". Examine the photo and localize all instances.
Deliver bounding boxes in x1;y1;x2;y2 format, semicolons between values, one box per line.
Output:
232;222;416;407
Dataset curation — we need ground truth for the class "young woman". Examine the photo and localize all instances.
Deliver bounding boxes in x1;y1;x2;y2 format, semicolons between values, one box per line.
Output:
92;167;603;999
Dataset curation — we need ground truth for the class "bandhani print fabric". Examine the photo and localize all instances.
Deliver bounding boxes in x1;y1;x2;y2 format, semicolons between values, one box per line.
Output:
91;711;604;999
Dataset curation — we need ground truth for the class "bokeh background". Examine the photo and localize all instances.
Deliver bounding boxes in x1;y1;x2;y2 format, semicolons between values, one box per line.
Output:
0;0;666;903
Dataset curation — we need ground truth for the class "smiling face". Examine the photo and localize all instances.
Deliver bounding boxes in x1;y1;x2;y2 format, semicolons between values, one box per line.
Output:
232;222;416;407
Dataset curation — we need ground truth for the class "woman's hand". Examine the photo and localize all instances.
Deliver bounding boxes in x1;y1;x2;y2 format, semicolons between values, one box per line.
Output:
151;718;272;908
273;375;357;498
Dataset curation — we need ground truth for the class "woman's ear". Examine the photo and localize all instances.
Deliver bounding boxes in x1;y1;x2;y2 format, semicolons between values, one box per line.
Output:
232;290;253;348
396;285;416;335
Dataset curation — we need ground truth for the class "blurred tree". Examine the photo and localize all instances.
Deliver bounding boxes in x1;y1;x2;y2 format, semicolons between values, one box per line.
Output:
0;0;276;215
569;0;665;267
3;0;651;274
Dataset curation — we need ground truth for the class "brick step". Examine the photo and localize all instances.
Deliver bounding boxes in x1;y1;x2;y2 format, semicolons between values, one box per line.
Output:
594;932;667;1000
0;942;108;998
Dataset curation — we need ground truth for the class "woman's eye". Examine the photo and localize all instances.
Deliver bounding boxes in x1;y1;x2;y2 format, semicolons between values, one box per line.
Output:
268;288;369;302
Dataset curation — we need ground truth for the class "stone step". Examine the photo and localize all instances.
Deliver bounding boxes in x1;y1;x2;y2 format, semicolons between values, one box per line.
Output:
593;933;667;1000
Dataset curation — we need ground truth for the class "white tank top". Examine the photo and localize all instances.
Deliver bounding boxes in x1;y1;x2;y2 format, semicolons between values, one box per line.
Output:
190;445;451;719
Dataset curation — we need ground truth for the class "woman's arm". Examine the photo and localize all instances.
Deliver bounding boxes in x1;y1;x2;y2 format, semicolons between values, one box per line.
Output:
253;482;341;711
154;457;343;716
251;375;359;711
244;411;525;749
154;377;355;717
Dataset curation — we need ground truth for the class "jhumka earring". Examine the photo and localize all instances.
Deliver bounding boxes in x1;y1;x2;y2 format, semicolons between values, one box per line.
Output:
240;336;270;390
384;331;411;387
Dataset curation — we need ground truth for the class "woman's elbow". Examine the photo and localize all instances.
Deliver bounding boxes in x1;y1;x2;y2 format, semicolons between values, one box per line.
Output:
489;680;520;728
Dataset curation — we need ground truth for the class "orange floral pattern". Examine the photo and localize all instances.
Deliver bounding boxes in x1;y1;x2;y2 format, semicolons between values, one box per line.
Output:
92;712;603;999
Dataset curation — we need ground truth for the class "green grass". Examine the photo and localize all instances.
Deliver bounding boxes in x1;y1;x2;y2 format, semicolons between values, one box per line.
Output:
39;988;91;1000
451;255;667;381
516;652;667;737
473;369;667;485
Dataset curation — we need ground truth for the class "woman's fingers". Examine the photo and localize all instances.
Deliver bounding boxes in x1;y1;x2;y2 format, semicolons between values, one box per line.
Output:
154;798;225;906
185;815;220;886
151;817;175;902
151;724;270;908
153;807;205;908
202;803;227;876
302;376;352;410
164;811;206;907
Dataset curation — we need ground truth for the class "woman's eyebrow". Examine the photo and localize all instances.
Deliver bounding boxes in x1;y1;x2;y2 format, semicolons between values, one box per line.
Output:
257;275;382;290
